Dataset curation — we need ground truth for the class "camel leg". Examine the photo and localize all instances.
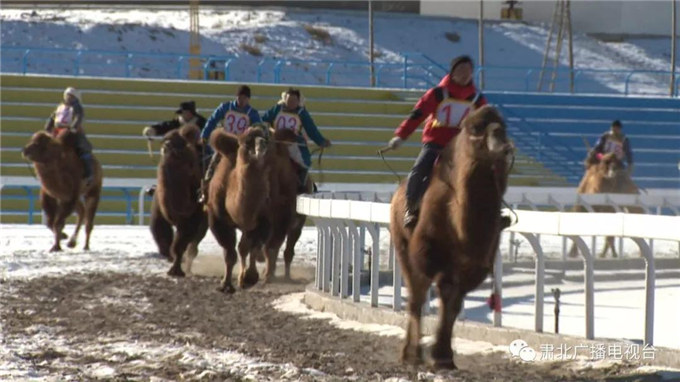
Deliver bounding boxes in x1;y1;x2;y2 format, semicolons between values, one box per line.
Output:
209;215;237;293
183;213;209;274
599;236;617;258
167;222;200;278
81;186;100;251
431;279;463;370
264;229;287;283
41;192;60;250
150;194;173;261
50;199;76;252
238;233;260;288
283;214;306;280
402;271;429;365
66;199;84;248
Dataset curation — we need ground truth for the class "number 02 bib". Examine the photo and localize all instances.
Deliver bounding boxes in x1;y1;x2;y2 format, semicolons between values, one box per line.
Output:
274;111;302;134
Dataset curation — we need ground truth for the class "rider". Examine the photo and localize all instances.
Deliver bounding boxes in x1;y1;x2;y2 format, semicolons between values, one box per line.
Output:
142;100;207;196
143;100;207;137
198;85;262;203
589;120;634;174
386;55;487;228
45;87;95;186
261;88;332;194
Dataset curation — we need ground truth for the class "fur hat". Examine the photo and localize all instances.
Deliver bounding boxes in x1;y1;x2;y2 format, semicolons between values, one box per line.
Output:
63;87;81;102
278;89;305;107
176;101;197;114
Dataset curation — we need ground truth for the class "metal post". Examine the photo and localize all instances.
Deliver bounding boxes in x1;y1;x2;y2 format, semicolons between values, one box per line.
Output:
566;0;574;93
552;288;561;333
493;249;503;327
478;0;485;89
671;0;677;97
631;237;655;345
369;0;375;87
537;0;561;91
550;0;566;92
569;236;594;339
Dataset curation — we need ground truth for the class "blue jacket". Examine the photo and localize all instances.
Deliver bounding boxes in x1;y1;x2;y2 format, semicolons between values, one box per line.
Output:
261;103;327;168
201;100;261;141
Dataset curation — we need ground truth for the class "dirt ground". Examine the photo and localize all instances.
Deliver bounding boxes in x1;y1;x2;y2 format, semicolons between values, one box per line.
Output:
0;256;671;381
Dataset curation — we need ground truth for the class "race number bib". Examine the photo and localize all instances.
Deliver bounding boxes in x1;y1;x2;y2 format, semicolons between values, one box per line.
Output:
224;110;250;134
431;99;471;129
604;139;625;160
274;112;302;134
55;104;74;127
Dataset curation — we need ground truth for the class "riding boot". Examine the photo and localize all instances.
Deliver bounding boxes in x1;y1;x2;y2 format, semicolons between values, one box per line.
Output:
81;153;94;186
198;153;219;204
296;166;309;195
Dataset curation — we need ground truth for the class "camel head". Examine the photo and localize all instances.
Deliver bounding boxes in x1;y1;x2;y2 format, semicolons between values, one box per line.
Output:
161;128;197;161
597;152;625;179
237;125;270;164
22;131;62;163
460;105;514;172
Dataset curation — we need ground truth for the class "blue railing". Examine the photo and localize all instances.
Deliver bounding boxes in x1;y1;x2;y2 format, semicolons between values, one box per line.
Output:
1;46;678;96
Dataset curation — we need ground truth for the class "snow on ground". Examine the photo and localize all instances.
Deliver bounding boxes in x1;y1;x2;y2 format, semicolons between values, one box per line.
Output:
0;7;676;94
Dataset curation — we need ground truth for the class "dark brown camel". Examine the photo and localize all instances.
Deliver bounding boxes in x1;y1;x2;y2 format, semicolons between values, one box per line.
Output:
206;125;274;293
261;128;310;282
569;152;643;258
390;105;513;369
151;124;209;277
22;130;102;252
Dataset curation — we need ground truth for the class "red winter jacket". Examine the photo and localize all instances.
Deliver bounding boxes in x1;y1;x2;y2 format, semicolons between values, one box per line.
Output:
394;75;487;146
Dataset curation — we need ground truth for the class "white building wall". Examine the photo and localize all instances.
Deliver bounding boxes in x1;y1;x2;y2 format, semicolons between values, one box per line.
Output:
421;0;677;36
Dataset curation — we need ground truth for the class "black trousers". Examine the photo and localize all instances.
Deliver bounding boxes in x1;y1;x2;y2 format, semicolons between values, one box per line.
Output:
405;142;443;211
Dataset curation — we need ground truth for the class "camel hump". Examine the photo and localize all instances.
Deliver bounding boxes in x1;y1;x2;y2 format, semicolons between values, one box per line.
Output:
179;123;201;145
56;128;78;150
462;104;505;132
210;129;240;157
273;128;297;143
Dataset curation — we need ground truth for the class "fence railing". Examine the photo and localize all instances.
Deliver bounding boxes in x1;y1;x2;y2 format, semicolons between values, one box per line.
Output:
296;192;680;346
2;46;678;96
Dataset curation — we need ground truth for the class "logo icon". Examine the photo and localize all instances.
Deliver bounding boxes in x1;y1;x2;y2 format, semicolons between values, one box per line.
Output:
509;339;536;362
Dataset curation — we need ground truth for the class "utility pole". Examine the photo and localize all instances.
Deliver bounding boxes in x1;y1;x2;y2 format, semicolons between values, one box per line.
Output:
369;0;375;87
671;0;677;97
479;0;485;89
538;0;573;93
189;0;201;79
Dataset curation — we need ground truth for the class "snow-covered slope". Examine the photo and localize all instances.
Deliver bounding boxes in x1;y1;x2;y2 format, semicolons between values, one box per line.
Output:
0;7;676;94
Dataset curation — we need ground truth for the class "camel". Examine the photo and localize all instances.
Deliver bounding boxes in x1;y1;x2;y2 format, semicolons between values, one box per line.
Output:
569;152;643;258
22;130;102;252
152;124;209;277
260;128;311;282
390;105;513;369
206;125;275;293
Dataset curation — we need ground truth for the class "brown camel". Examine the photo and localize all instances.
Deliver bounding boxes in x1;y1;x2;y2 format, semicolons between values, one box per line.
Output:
22;130;102;252
261;128;310;282
206;125;274;293
570;152;643;258
390;105;513;369
152;124;209;277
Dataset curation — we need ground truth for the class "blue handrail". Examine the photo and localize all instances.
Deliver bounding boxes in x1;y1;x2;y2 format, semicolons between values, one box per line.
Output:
1;46;677;96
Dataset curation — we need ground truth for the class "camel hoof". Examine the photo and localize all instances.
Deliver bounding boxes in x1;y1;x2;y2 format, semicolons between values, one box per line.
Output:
217;283;236;294
400;346;423;365
59;232;68;240
67;240;77;249
431;358;457;370
83;245;90;251
167;266;185;278
239;268;260;288
49;245;62;252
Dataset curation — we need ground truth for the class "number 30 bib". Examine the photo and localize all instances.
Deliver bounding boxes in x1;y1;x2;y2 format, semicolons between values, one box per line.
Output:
224;110;250;134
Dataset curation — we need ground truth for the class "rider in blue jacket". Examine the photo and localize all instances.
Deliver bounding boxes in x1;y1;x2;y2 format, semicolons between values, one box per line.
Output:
261;88;331;193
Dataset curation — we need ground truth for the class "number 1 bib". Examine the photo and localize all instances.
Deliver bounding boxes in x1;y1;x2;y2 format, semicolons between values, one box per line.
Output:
431;98;471;129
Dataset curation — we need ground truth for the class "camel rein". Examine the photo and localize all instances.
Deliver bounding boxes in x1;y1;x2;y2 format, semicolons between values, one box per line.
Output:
377;146;403;182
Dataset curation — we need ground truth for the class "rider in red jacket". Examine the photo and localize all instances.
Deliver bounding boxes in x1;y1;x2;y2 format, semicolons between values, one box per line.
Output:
387;55;487;228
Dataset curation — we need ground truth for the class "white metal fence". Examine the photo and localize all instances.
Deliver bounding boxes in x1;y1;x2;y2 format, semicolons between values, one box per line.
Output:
296;190;680;346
